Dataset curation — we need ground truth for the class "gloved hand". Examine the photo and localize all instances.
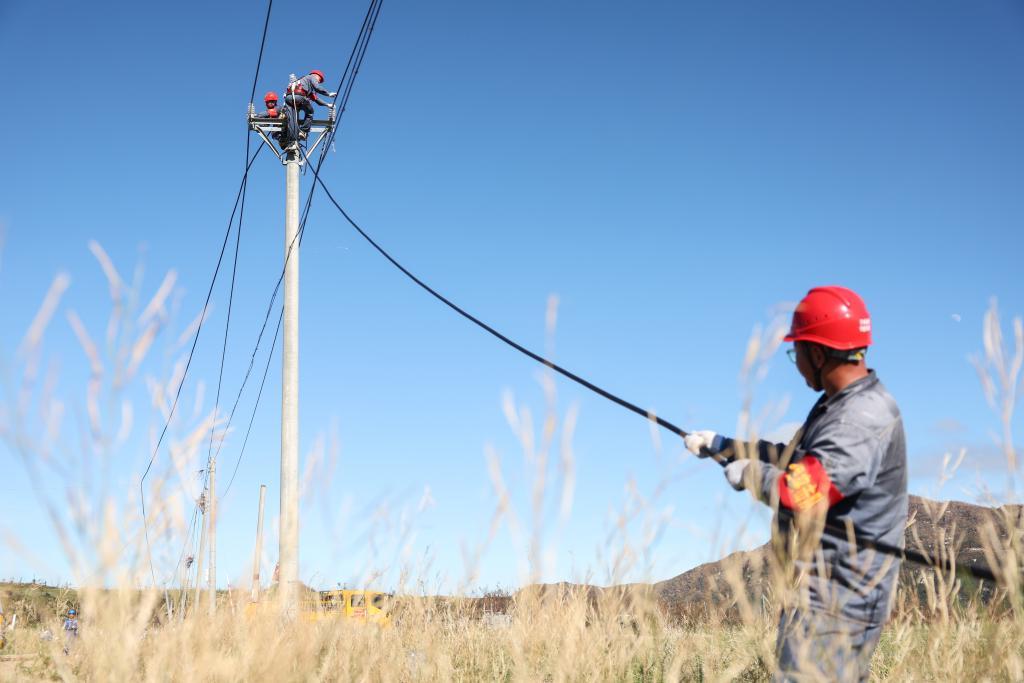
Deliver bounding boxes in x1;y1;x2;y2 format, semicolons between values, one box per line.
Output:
724;459;761;492
684;430;721;458
325;102;335;109
328;91;338;98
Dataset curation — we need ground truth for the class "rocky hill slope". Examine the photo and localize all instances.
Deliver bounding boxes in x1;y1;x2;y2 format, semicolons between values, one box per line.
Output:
518;495;1022;623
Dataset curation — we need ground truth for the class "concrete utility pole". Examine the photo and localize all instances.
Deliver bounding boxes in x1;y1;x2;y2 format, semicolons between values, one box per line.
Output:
207;460;217;614
193;492;208;615
279;143;301;614
251;484;267;602
248;104;334;615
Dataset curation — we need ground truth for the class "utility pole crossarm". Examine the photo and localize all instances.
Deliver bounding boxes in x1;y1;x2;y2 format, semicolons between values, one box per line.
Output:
247;105;335;166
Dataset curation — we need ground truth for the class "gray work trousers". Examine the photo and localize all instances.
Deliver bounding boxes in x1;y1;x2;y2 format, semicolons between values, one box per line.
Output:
284;95;314;134
774;608;884;682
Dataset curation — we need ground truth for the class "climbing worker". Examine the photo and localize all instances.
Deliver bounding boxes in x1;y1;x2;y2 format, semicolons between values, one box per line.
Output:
256;91;294;149
284;69;337;139
684;286;907;682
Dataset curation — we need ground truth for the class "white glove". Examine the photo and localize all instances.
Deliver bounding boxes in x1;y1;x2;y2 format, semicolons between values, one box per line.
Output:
724;459;757;491
684;430;719;458
325;102;335;109
328;91;338;98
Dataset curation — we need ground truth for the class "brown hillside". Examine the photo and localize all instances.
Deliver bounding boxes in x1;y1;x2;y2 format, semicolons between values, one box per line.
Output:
519;495;1021;623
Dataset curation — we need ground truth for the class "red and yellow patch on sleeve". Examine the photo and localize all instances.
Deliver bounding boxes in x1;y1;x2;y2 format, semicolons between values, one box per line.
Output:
777;455;844;511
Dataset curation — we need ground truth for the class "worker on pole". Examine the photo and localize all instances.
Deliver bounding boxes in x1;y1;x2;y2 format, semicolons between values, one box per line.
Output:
257;91;293;149
284;70;336;140
685;286;907;682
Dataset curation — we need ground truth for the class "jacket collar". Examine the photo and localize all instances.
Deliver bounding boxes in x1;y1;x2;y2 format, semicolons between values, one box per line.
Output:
808;370;878;416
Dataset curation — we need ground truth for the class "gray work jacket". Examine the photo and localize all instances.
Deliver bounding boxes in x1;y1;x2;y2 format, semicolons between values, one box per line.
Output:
287;74;331;103
726;371;908;624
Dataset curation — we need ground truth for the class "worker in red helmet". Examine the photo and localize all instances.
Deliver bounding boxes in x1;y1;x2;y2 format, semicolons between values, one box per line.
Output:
256;91;295;149
284;70;337;139
684;286;907;682
257;91;281;118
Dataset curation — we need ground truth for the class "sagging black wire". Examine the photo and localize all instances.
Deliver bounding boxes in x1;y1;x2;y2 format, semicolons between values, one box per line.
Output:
215;0;384;502
304;169;1004;586
141;0;274;606
138;143;264;599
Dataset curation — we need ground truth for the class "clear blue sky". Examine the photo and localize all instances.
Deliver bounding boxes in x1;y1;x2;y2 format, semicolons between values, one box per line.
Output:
0;1;1022;592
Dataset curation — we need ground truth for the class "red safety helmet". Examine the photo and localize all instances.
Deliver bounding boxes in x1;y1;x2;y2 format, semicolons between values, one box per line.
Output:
784;286;872;351
264;91;279;105
310;69;325;83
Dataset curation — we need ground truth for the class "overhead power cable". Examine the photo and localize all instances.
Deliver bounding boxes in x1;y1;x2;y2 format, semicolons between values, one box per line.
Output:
207;0;275;484
304;168;1004;586
248;0;274;105
304;167;689;439
215;0;383;501
139;142;264;593
141;0;273;603
222;308;282;498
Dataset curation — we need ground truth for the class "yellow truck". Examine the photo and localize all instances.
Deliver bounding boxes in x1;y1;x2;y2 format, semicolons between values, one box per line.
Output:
305;590;390;624
246;588;391;625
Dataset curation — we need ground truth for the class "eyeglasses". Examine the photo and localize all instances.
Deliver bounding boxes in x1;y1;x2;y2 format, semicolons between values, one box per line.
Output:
786;348;798;363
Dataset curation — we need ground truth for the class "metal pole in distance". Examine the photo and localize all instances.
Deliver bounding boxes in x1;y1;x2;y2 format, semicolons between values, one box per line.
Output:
251;484;267;602
207;459;217;614
280;145;301;616
192;498;208;615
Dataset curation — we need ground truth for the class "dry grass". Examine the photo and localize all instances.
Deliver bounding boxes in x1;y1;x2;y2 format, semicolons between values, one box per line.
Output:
1;250;1022;681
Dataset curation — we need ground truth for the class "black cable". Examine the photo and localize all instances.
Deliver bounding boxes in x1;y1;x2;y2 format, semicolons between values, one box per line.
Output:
207;0;273;494
333;0;383;130
139;143;264;592
306;170;688;439
168;503;202;603
214;0;383;498
306;171;1010;587
248;0;274;105
143;0;273;598
205;164;248;487
771;506;999;583
222;307;283;499
312;0;382;173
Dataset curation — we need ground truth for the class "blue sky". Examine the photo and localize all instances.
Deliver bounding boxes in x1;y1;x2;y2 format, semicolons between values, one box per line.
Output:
0;0;1022;592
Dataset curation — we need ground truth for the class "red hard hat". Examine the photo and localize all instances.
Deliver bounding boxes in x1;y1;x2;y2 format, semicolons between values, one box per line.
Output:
784;286;872;350
264;91;278;104
310;69;325;82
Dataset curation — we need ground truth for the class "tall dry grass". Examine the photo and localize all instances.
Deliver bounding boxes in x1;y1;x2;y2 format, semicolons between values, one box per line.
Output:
1;249;1022;681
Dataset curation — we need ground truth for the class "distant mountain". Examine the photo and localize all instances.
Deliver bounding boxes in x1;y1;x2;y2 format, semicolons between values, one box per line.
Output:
655;495;1020;621
516;496;1021;623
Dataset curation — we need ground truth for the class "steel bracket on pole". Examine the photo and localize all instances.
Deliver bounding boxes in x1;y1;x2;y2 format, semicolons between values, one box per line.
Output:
248;114;335;167
254;129;283;161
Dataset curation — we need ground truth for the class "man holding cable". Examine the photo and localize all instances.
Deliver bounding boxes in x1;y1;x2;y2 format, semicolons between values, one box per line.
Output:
685;286;908;682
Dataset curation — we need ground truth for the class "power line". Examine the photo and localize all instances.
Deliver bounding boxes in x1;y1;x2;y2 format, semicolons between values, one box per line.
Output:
305;166;689;439
248;0;274;105
335;0;384;124
138;142;264;595
222;308;283;498
141;0;274;600
208;0;276;481
205;161;248;487
214;0;384;501
303;166;1004;585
